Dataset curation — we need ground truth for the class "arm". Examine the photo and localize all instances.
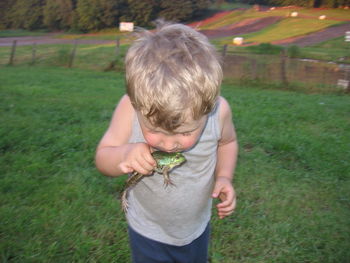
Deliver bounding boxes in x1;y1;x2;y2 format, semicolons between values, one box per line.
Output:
212;96;238;219
95;95;155;177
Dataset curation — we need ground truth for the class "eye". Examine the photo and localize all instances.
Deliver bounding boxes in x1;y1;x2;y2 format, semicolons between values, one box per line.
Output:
182;132;191;136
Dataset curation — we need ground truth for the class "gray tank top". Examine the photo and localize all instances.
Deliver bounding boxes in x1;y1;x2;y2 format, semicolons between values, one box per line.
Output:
127;102;221;246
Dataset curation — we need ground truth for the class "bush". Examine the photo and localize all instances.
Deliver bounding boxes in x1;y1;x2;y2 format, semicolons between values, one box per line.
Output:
287;45;301;58
247;43;284;55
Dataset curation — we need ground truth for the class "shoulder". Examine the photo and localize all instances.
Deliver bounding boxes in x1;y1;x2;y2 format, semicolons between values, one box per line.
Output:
111;94;135;130
98;95;136;147
218;96;233;126
217;96;236;144
116;94;134;113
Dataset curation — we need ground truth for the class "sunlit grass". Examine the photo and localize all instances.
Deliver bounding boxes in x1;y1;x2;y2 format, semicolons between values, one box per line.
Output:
199;7;350;30
225;18;341;44
0;29;48;38
0;43;128;71
1;66;349;262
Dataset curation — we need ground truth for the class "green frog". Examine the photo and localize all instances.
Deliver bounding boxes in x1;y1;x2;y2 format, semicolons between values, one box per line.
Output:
121;151;186;212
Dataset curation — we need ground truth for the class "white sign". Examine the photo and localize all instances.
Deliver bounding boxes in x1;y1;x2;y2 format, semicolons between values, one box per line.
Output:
120;22;134;32
345;31;350;42
337;79;349;89
233;37;244;45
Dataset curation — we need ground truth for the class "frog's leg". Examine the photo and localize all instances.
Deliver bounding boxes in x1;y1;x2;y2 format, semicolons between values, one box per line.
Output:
159;167;175;187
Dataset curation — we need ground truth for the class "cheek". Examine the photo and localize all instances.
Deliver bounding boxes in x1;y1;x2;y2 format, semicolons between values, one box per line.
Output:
179;136;199;149
143;133;160;147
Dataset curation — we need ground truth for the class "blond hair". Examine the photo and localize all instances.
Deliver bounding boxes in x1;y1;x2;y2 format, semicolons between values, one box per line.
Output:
125;21;222;132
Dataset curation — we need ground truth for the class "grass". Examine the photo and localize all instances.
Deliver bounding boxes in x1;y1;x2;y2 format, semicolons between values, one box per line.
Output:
241;18;342;44
0;43;128;71
1;66;349;262
199;7;349;30
0;29;49;38
303;36;350;62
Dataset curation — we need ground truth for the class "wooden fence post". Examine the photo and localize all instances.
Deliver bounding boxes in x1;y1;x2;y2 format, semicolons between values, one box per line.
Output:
31;42;37;65
115;37;120;57
8;40;17;66
68;40;78;68
251;57;257;80
280;48;288;86
222;44;228;58
345;66;350;93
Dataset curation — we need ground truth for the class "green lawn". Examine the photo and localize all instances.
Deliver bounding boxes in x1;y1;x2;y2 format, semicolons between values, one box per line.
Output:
0;43;128;71
242;18;341;44
0;29;49;38
1;66;349;262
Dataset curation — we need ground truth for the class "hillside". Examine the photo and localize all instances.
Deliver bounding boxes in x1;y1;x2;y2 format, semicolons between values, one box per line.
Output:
0;6;350;48
191;6;350;46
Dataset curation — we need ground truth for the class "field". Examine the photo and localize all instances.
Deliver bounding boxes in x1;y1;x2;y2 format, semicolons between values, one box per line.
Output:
1;66;349;262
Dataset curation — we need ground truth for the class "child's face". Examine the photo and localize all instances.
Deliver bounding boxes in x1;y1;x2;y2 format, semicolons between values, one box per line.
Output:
137;113;207;152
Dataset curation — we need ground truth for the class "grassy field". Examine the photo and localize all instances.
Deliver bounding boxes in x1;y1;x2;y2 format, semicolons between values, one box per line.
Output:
240;18;341;44
0;29;49;38
199;7;348;30
0;43;129;71
1;66;349;262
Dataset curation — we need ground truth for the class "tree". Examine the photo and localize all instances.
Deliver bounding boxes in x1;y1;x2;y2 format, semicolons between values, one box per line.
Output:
191;0;212;18
7;0;45;30
0;0;14;29
76;0;104;31
119;0;156;26
158;0;194;22
99;0;125;27
76;0;127;31
43;0;74;30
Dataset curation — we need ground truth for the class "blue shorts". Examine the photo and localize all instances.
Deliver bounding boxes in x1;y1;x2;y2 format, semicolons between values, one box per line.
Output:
128;224;210;263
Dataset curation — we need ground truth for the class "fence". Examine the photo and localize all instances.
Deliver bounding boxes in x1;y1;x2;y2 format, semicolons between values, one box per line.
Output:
221;45;350;92
2;40;350;92
2;39;123;71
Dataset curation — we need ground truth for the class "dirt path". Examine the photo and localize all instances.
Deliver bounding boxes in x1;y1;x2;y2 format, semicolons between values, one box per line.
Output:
272;22;350;46
200;16;283;39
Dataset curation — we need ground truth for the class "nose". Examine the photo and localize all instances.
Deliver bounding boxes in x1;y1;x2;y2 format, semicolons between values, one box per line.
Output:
160;138;179;152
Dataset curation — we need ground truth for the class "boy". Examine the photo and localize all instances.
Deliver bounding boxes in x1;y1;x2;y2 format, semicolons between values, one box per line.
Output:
95;22;238;263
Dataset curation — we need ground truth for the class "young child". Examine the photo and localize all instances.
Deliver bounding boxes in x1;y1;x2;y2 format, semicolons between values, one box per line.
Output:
95;21;238;263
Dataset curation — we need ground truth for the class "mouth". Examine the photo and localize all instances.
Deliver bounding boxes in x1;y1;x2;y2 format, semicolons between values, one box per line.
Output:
155;147;182;153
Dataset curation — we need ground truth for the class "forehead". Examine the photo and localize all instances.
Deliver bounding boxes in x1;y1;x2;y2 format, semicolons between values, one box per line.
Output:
137;112;207;134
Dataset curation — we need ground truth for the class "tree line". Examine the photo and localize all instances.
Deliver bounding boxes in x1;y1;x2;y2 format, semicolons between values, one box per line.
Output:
0;0;348;32
0;0;211;31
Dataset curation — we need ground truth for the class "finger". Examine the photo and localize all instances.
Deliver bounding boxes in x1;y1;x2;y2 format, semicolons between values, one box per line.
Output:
218;200;236;219
218;205;235;216
218;205;235;214
212;184;223;198
143;152;156;167
137;154;156;171
218;211;234;219
132;160;153;175
217;190;235;208
120;163;133;174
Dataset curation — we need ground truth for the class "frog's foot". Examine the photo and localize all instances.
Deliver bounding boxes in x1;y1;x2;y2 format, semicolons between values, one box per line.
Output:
162;169;176;188
163;177;175;188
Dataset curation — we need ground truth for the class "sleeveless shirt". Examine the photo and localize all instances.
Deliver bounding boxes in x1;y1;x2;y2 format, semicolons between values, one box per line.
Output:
127;102;221;246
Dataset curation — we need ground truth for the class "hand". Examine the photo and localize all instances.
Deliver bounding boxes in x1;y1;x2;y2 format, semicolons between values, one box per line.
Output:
119;143;156;175
212;177;236;219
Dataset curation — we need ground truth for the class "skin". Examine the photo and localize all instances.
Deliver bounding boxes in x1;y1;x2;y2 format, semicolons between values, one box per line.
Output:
95;95;238;219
